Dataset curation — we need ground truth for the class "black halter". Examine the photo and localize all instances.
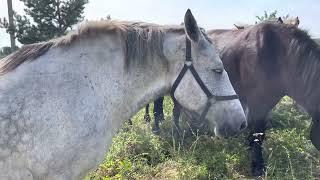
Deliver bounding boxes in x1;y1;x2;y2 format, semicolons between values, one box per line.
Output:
170;37;239;123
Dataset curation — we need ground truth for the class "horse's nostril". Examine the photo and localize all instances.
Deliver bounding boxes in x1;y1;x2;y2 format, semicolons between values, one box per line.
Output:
239;121;247;131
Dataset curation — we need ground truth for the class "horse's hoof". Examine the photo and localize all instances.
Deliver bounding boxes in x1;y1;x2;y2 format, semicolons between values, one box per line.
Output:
152;127;160;135
251;166;265;177
144;115;151;123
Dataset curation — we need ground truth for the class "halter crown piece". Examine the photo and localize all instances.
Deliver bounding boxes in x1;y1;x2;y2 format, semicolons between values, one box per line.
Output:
170;36;239;123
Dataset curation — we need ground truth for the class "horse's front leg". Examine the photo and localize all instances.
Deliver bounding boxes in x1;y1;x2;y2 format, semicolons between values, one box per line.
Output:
144;104;151;123
244;91;282;176
172;100;182;135
152;97;164;133
248;119;267;176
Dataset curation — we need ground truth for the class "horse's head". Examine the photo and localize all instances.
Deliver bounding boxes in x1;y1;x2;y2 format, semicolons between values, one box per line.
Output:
277;16;300;27
167;9;247;137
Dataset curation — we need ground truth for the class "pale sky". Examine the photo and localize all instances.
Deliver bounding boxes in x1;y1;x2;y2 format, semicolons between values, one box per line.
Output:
0;0;319;47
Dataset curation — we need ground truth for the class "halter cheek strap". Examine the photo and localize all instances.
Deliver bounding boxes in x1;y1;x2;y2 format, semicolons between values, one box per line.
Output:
170;37;239;123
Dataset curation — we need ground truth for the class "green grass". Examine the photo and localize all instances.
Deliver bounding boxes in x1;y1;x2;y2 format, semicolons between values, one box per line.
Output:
86;96;320;179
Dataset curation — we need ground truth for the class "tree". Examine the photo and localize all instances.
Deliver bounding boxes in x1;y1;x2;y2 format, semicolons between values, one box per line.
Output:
1;0;88;44
256;10;278;22
0;0;18;58
6;0;16;49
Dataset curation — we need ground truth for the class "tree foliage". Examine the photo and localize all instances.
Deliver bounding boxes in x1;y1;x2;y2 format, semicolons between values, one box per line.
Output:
1;0;88;44
256;10;278;22
0;46;18;58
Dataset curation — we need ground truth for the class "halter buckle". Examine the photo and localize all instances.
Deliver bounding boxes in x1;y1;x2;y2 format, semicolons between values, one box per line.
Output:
209;96;217;104
185;61;192;66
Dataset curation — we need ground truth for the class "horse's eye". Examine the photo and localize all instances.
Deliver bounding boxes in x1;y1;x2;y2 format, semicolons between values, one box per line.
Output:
212;68;223;74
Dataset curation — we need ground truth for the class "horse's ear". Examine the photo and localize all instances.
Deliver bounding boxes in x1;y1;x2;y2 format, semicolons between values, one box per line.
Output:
310;119;320;150
184;9;202;42
234;24;244;29
277;17;283;24
294;16;300;27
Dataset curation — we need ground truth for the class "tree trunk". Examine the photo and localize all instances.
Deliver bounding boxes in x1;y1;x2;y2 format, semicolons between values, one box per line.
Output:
7;0;16;48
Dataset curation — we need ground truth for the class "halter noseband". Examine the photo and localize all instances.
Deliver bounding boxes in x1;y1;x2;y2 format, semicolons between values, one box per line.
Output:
170;37;239;123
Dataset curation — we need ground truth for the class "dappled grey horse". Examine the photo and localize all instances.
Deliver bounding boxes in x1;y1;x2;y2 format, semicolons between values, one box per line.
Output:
0;10;246;179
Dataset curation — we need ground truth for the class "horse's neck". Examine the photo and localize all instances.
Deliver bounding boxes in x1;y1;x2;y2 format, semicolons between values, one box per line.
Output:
91;33;183;123
286;53;320;114
35;33;182;126
117;66;170;121
289;86;320;115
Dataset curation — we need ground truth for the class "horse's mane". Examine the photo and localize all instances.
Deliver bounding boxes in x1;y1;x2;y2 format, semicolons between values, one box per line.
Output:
244;22;320;65
246;22;320;104
275;23;320;96
0;42;53;75
0;20;185;75
209;22;320;98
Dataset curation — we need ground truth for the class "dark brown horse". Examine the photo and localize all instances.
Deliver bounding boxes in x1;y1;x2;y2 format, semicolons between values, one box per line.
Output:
146;22;320;176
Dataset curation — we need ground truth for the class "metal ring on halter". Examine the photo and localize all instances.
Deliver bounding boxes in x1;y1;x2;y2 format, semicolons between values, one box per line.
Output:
170;36;239;123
